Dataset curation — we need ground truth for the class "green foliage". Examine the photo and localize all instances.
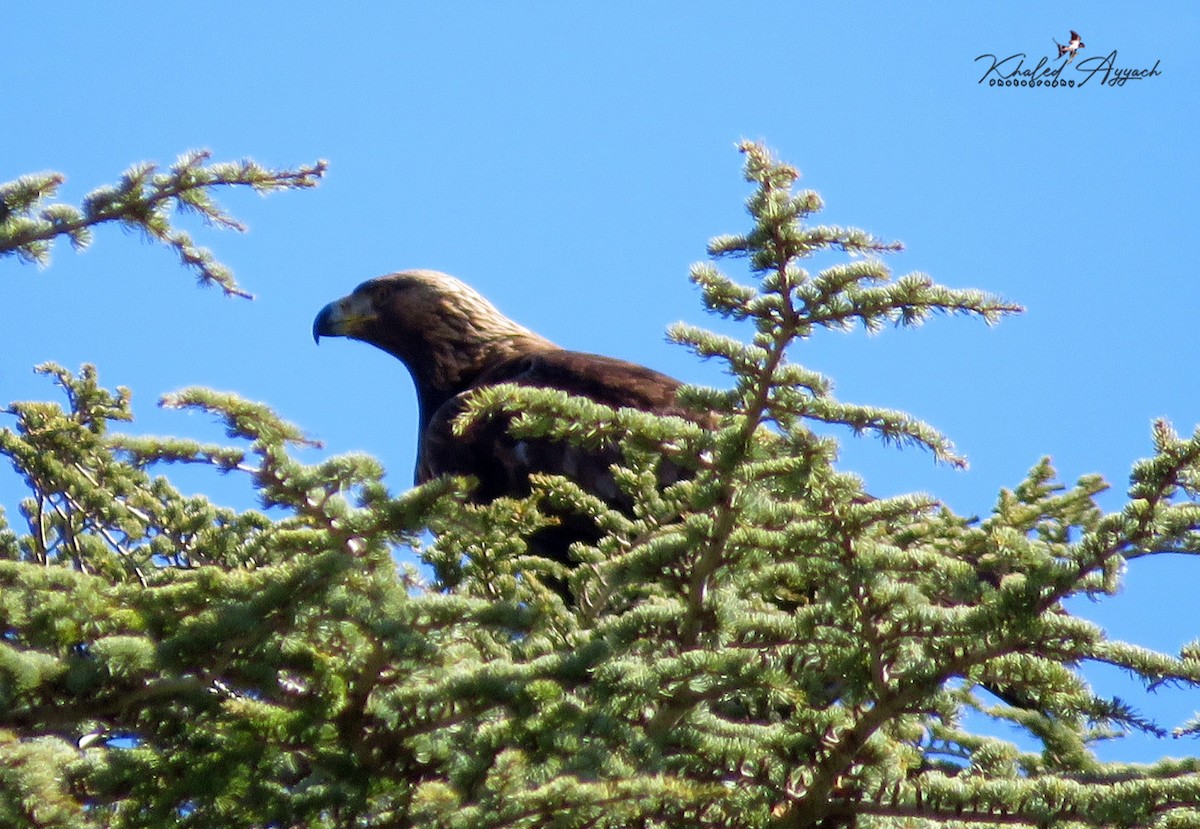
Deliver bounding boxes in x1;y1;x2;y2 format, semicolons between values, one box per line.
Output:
0;151;326;297
4;144;1200;828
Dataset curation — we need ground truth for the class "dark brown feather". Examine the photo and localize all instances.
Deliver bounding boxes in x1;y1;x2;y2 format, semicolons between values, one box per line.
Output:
421;348;686;491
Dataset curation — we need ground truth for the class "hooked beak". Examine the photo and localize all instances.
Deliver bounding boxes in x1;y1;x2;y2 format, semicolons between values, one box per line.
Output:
312;291;377;344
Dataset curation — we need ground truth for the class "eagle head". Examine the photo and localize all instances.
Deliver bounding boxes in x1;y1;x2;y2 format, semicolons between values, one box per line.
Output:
313;269;553;394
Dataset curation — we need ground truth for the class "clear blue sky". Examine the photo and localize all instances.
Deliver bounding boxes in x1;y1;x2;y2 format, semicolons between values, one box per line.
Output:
3;3;1198;762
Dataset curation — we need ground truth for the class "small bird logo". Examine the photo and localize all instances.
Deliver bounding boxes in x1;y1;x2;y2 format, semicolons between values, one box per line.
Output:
1053;30;1085;62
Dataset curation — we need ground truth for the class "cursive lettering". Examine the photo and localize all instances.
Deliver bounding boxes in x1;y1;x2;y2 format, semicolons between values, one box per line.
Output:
975;53;1066;85
1074;50;1163;87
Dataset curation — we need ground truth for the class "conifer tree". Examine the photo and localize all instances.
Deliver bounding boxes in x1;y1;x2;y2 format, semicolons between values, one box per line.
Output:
3;145;1200;828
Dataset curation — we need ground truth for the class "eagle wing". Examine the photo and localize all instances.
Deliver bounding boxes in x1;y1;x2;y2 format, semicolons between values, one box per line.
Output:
417;348;685;504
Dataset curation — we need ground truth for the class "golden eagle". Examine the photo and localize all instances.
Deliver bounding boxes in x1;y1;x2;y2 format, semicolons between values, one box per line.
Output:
313;270;691;559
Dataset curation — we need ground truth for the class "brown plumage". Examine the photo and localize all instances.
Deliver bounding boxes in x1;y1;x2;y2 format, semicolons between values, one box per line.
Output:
313;270;690;559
